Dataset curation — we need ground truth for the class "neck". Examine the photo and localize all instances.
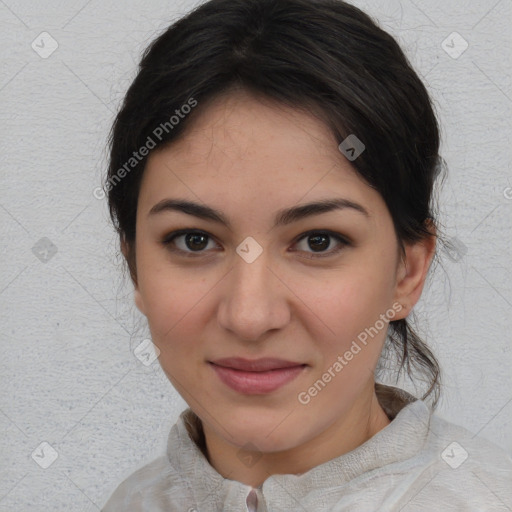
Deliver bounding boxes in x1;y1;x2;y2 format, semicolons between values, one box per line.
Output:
201;385;391;488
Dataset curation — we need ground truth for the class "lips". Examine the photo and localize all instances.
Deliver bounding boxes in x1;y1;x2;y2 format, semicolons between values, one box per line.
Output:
208;357;307;394
210;357;305;372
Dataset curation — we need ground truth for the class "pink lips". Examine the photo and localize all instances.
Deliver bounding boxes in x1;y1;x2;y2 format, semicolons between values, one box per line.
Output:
209;357;307;394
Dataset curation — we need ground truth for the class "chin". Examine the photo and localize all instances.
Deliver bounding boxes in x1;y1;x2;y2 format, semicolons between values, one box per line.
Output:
224;420;304;454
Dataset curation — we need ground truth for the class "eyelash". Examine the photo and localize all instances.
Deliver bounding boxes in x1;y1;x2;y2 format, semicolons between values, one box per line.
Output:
160;229;351;259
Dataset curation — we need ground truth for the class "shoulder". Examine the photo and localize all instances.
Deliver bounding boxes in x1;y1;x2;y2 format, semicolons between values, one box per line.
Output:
101;454;193;512
427;411;512;472
401;411;512;511
101;411;213;511
101;455;168;510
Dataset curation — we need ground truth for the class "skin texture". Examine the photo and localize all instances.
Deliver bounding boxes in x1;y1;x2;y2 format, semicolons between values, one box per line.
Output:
124;89;436;488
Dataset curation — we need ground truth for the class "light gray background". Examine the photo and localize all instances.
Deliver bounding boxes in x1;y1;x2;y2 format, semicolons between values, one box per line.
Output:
0;0;511;510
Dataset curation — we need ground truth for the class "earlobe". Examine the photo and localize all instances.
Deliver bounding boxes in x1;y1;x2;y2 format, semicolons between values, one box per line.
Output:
121;236;145;315
134;288;146;316
392;234;436;320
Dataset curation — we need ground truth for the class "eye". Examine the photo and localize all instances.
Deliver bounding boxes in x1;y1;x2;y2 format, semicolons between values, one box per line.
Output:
161;229;351;258
161;229;219;257
291;230;350;259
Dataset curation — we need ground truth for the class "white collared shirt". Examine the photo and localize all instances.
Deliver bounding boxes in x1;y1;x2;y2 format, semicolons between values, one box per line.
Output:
102;385;512;511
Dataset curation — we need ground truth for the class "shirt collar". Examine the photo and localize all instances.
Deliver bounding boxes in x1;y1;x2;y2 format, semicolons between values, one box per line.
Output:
167;384;432;506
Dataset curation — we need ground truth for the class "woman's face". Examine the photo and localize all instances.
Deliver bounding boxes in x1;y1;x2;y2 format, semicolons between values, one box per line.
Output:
131;90;419;456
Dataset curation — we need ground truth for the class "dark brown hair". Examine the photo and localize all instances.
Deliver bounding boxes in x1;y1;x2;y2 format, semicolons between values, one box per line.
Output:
105;0;446;407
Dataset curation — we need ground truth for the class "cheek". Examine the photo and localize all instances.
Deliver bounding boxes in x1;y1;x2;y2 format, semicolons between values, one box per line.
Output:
143;280;200;334
295;270;394;406
293;263;395;344
136;259;213;355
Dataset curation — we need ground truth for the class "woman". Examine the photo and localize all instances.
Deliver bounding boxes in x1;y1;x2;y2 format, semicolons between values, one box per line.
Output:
102;0;512;510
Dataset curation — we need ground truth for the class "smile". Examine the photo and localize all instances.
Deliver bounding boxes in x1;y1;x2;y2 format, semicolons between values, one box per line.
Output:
208;362;307;394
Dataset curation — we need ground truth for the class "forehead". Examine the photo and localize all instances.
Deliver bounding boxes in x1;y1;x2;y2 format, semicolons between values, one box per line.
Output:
138;90;387;221
148;90;341;172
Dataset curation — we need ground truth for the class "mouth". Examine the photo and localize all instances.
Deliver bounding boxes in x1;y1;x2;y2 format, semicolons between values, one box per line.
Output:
208;358;308;394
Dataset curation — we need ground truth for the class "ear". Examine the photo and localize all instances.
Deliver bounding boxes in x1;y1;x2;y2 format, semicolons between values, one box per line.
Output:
121;237;146;316
133;289;146;316
392;223;436;320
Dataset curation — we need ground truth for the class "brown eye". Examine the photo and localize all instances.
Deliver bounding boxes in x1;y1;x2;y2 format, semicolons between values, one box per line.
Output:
182;232;209;251
161;229;218;257
292;230;350;258
306;234;330;251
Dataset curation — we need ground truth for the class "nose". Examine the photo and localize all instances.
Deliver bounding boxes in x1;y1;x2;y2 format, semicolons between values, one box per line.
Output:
217;250;291;342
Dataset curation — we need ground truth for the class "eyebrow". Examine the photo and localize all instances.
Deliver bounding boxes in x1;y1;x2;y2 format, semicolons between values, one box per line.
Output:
148;197;369;229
